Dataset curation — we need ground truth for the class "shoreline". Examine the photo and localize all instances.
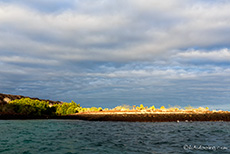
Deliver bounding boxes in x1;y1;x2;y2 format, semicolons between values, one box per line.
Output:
71;112;230;122
1;93;229;122
1;112;230;122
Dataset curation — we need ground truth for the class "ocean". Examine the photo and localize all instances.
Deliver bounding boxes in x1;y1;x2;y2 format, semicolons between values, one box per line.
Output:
0;120;229;154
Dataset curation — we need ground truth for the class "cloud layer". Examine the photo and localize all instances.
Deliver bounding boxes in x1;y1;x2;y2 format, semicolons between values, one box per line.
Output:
0;0;230;109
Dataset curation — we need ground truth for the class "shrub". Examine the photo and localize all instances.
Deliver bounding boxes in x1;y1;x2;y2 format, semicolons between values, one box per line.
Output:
140;104;144;110
184;105;194;110
7;98;81;116
113;104;131;111
8;98;54;116
90;107;98;111
54;101;80;115
149;105;155;110
168;105;181;112
136;104;147;110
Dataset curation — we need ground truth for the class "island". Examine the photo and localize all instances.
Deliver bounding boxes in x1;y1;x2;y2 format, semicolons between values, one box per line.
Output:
1;93;230;122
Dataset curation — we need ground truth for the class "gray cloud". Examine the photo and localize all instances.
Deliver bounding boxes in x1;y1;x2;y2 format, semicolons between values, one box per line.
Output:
0;0;230;109
1;0;230;62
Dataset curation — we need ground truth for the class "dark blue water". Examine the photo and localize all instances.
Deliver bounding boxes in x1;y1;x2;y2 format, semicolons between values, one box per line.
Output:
0;120;230;154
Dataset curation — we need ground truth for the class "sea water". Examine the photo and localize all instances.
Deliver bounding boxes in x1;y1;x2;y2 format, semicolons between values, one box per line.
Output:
0;120;230;154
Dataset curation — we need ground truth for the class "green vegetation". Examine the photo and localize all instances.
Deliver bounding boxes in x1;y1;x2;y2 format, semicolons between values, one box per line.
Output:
0;98;56;116
0;98;82;116
54;101;80;115
74;106;103;113
0;98;212;117
149;105;155;110
109;104;210;112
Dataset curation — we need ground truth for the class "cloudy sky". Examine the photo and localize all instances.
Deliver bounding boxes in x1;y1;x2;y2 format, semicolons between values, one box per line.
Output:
0;0;230;109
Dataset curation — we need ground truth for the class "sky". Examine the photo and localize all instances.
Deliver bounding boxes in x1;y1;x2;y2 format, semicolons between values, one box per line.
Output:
0;0;230;109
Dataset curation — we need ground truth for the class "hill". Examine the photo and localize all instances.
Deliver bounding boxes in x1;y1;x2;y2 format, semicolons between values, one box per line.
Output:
0;93;62;105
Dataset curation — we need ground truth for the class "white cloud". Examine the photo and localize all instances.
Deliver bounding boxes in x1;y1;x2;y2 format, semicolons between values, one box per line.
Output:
0;56;59;65
175;48;230;63
0;0;230;108
1;0;230;62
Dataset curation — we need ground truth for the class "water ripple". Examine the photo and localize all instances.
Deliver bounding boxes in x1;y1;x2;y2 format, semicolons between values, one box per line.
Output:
0;120;230;154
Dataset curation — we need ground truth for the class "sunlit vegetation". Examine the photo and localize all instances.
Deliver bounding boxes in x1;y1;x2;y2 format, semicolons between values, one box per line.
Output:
149;105;155;110
0;98;56;116
54;101;80;115
112;105;132;111
1;98;106;116
107;104;211;113
184;105;194;110
167;105;181;112
75;106;103;113
0;97;214;117
0;98;80;116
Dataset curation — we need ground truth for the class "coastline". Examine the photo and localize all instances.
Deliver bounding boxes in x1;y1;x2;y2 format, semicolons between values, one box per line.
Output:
1;93;229;122
1;112;230;122
71;112;230;122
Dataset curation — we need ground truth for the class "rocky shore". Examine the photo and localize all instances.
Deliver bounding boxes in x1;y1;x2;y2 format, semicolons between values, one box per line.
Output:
69;112;230;122
1;112;230;122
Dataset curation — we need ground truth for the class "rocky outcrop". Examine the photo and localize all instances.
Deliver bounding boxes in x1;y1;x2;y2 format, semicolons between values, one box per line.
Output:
0;93;62;105
70;112;230;122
